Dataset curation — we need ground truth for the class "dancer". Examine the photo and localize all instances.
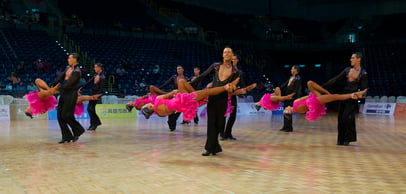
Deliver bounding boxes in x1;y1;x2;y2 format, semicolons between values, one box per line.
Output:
74;93;102;117
159;65;187;131
51;53;85;144
222;54;248;140
279;65;302;132
322;52;368;146
126;85;167;112
189;46;240;156
78;63;106;131
254;87;294;111
141;78;239;122
284;81;367;122
24;78;60;118
182;66;203;125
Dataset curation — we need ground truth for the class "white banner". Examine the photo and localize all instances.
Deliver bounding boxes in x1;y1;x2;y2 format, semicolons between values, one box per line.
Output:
0;105;10;120
362;102;396;115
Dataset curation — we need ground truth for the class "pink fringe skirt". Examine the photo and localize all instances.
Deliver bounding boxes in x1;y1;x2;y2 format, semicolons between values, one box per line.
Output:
25;91;57;116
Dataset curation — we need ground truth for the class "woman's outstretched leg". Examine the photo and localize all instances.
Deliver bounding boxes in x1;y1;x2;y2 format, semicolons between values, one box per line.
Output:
229;83;257;96
178;79;195;93
36;81;59;100
35;78;50;91
317;89;367;105
307;80;330;97
149;85;167;95
194;78;239;101
77;94;102;104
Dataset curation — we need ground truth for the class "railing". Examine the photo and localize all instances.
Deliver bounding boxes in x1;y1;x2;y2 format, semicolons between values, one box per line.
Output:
108;75;115;93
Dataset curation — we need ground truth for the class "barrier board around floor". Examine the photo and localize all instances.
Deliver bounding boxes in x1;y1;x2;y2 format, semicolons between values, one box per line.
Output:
362;102;396;115
10;104;48;120
48;104;137;120
0;105;10;121
394;103;406;116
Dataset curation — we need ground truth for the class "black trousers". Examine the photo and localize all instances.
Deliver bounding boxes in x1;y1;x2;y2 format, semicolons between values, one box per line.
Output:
193;113;199;124
205;92;228;153
87;100;101;127
282;99;294;130
337;99;358;143
57;90;85;140
167;112;181;130
222;95;237;138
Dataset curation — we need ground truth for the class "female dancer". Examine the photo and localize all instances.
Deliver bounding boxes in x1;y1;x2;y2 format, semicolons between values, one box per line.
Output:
254;87;295;111
126;85;167;112
284;81;367;121
74;93;102;117
25;78;60;118
141;79;239;122
205;81;257;116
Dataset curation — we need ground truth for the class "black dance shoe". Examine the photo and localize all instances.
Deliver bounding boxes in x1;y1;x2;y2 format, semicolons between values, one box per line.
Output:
126;104;134;112
72;136;80;142
25;112;33;119
202;151;216;156
254;104;261;111
58;139;71;144
228;136;237;140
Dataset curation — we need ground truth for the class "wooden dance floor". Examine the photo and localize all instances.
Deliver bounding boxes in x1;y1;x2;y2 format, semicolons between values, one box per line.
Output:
1;113;406;193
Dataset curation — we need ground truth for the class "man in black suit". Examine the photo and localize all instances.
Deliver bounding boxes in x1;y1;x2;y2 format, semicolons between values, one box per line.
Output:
79;63;106;131
52;53;85;143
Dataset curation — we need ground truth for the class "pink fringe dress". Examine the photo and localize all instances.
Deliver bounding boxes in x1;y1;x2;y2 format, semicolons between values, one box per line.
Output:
74;103;85;117
293;93;326;121
224;96;234;117
25;91;58;116
154;93;199;122
259;93;281;111
134;94;157;109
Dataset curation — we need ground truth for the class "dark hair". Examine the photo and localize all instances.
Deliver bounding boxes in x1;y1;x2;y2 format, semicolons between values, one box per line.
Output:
233;55;240;60
70;53;80;62
177;65;183;69
141;107;154;119
194;67;200;70
224;46;234;53
95;63;103;71
292;65;300;73
353;52;363;60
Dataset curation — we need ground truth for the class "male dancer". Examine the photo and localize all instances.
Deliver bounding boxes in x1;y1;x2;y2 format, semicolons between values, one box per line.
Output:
186;66;202;124
323;52;368;145
190;46;240;156
279;65;301;132
221;55;245;140
159;65;187;131
79;63;106;131
52;53;85;143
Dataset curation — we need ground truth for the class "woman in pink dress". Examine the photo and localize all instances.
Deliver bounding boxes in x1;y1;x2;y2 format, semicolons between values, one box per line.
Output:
25;78;59;118
254;87;295;111
141;78;240;122
125;85;168;112
74;93;102;117
284;81;367;121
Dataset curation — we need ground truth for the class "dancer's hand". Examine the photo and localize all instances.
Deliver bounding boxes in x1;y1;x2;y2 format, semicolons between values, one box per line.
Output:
350;93;357;99
224;83;235;93
283;106;294;114
172;90;178;96
286;93;294;100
